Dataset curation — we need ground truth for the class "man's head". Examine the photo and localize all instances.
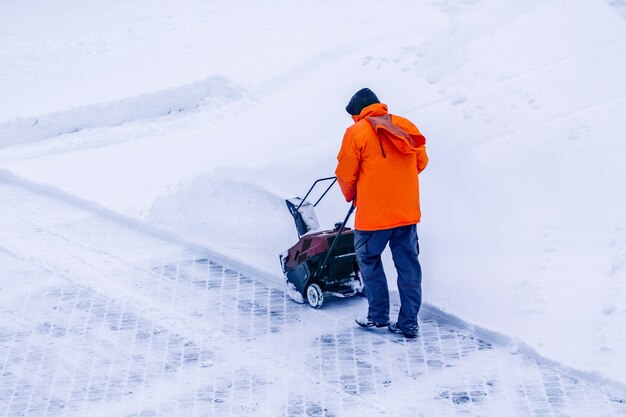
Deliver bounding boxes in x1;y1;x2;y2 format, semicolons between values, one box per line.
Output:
345;88;380;116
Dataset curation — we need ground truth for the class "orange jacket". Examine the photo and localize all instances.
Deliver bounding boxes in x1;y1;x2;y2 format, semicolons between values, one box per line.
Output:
335;103;428;231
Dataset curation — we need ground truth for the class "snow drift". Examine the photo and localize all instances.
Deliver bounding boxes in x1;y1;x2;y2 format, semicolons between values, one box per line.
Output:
0;76;244;146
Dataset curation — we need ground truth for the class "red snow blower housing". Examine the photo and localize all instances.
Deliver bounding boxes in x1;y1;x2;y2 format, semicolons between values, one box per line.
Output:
280;177;363;308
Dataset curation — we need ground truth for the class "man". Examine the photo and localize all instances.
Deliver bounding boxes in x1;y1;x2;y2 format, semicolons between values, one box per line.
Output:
335;88;428;339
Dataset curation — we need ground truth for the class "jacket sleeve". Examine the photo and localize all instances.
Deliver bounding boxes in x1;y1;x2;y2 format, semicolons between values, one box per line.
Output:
416;145;429;174
335;129;360;202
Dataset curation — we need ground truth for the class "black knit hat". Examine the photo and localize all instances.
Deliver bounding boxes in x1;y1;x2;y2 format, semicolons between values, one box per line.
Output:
345;88;380;115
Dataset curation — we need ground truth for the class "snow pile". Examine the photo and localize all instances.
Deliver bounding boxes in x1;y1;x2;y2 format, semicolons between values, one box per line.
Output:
0;76;244;146
147;171;296;271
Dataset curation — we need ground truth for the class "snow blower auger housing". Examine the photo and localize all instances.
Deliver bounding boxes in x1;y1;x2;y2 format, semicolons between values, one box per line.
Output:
280;177;363;308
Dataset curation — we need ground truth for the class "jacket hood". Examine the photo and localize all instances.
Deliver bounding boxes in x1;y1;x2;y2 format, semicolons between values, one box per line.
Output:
352;102;388;123
363;110;426;155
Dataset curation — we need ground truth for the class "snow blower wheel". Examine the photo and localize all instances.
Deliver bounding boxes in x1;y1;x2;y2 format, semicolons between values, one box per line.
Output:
306;283;324;308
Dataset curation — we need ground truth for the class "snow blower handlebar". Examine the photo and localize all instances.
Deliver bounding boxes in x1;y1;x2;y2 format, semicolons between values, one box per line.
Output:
287;176;356;279
296;176;337;211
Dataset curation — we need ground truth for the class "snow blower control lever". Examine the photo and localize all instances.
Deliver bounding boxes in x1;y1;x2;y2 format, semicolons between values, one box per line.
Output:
281;177;362;308
314;203;356;281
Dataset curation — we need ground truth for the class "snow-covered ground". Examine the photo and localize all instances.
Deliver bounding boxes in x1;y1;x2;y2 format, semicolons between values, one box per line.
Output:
1;0;626;407
1;175;625;416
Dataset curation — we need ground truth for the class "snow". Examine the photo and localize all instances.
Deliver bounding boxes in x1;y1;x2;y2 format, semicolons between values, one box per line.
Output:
0;75;245;146
0;178;624;416
286;197;322;235
1;0;626;409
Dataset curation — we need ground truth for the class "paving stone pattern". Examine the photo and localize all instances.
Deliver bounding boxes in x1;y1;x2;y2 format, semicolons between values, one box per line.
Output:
0;183;625;416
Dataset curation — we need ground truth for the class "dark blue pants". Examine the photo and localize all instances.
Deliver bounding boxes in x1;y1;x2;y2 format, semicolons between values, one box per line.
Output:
354;224;422;334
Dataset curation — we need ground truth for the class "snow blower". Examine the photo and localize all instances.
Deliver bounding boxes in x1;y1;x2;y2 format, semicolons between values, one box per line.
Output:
280;177;363;308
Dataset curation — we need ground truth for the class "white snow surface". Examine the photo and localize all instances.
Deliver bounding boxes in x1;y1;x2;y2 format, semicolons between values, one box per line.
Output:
1;175;624;417
1;0;626;389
